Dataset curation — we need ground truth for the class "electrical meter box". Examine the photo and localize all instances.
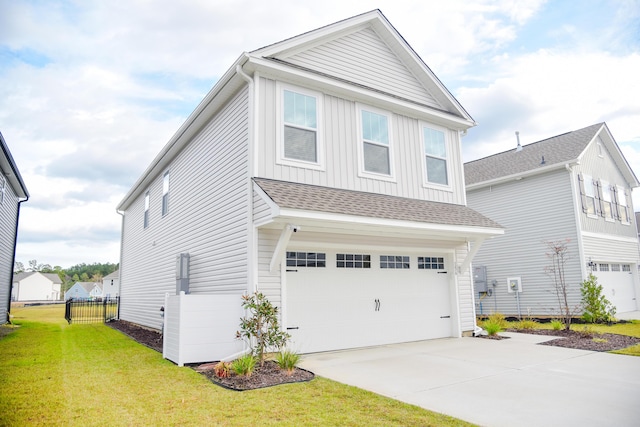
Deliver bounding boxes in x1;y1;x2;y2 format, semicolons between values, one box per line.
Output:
473;266;488;293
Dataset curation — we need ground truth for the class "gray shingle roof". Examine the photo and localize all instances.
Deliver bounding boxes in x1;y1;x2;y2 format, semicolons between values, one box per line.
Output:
464;123;604;186
254;178;503;229
12;271;62;284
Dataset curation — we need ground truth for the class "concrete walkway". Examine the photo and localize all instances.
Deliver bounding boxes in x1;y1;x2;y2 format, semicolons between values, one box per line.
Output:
299;333;640;427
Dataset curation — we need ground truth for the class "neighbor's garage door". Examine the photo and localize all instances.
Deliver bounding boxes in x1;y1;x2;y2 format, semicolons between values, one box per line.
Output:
596;263;637;313
285;250;452;354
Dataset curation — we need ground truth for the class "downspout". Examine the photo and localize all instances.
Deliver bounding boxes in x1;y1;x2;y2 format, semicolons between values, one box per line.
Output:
116;209;124;320
7;196;28;323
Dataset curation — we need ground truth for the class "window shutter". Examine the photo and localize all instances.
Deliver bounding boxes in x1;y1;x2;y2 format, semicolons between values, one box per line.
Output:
577;173;588;213
611;185;621;220
595;179;604;217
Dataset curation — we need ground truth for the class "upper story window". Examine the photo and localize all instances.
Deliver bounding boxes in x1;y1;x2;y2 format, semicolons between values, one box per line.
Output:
162;171;170;216
278;84;323;170
599;179;613;221
422;125;449;187
143;191;150;229
578;173;597;217
615;185;630;224
357;105;394;180
0;176;5;205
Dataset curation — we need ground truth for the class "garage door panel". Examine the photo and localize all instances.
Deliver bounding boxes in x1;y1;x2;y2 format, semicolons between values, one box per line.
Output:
286;250;452;353
594;267;636;313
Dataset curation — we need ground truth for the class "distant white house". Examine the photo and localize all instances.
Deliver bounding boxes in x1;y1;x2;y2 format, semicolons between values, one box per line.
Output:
465;123;640;317
12;272;61;301
101;270;119;298
0;132;29;323
64;281;103;300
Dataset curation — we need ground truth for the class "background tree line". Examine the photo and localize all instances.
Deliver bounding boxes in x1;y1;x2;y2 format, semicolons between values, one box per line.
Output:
14;260;119;294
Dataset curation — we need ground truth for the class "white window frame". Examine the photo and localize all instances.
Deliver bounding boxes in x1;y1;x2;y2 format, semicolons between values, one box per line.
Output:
583;174;598;218
356;103;395;182
276;83;324;171
616;185;630;224
420;122;452;189
143;191;150;229
601;179;614;222
162;171;170;217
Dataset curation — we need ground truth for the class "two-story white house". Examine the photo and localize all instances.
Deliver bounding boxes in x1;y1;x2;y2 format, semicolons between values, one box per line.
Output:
117;10;503;361
465;123;640;317
1;132;29;323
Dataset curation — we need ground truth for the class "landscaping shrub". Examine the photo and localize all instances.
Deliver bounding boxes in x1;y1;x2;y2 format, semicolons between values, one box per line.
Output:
484;312;508;330
550;319;563;330
213;361;231;378
514;319;538;330
581;274;616;323
231;354;257;377
275;350;301;375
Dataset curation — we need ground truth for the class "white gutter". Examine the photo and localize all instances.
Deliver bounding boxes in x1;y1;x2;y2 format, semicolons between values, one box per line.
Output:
467;160;580;191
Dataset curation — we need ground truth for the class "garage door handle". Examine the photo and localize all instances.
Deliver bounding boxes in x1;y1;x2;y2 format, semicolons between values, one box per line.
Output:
437;271;448;274
286;327;299;330
440;315;450;319
374;299;380;311
286;269;298;272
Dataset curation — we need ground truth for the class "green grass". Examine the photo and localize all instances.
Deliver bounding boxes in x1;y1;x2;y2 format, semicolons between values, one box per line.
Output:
1;305;476;426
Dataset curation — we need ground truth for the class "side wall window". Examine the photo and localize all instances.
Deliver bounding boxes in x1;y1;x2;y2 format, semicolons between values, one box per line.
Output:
578;173;597;216
422;125;449;186
599;179;613;221
162;171;170;216
360;108;391;176
144;191;150;228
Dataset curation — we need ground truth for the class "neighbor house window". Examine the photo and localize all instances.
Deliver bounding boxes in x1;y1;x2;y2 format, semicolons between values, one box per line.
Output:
162;171;170;216
616;185;630;223
578;174;597;216
279;85;323;169
599;180;613;220
418;257;445;270
380;255;410;269
336;254;371;268
422;125;449;186
143;191;150;228
286;252;326;268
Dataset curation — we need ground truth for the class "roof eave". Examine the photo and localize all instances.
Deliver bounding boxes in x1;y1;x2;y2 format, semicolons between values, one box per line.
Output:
0;132;29;199
466;160;579;191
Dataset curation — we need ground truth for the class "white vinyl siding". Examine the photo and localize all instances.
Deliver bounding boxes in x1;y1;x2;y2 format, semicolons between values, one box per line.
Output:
467;169;583;316
119;88;250;330
286;27;442;109
257;77;464;204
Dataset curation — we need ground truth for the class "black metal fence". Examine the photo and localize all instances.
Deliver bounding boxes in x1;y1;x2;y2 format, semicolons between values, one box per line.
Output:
65;297;119;324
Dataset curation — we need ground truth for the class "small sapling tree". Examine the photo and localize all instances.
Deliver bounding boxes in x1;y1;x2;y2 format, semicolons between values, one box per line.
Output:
236;292;290;366
544;239;581;330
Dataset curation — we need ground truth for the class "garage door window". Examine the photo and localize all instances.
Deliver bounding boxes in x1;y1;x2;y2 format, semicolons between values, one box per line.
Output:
612;264;621;272
286;252;326;267
418;257;445;270
380;255;410;269
336;254;371;268
599;263;609;272
622;264;631;272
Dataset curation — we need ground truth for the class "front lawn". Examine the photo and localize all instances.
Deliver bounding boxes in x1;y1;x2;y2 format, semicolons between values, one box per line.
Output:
0;305;475;426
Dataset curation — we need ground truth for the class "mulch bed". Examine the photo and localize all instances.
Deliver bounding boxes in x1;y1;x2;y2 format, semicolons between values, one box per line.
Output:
107;319;314;390
504;328;640;352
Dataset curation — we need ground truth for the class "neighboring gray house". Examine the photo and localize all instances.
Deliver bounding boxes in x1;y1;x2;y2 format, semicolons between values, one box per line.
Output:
64;281;103;300
465;123;640;317
0;132;29;323
102;270;119;298
12;272;61;302
117;10;503;361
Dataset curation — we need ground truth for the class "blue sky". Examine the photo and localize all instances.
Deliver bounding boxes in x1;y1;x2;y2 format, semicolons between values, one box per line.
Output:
1;0;639;267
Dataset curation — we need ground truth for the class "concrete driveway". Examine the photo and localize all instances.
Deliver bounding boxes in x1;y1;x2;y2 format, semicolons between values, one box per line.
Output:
299;332;640;427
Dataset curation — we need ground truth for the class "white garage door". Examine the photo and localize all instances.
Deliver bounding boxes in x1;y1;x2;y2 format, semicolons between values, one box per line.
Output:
285;250;452;354
595;263;637;313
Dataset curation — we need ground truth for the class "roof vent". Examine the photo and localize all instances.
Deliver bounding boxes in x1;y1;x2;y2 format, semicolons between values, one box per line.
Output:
515;131;522;152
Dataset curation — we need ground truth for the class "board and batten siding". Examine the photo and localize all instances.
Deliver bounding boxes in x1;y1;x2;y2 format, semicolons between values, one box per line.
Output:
0;182;19;323
467;169;583;316
286;27;440;109
455;245;476;333
256;77;465;205
576;138;638;238
119;87;250;330
256;228;282;308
